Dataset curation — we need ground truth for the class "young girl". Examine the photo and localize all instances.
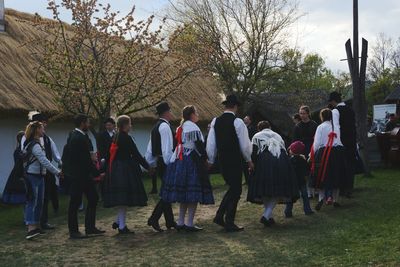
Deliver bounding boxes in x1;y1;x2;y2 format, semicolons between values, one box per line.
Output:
310;108;347;211
23;122;61;240
161;105;214;232
103;115;149;234
247;121;298;227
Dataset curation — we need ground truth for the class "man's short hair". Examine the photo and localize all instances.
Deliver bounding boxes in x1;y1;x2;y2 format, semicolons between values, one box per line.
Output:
74;114;89;128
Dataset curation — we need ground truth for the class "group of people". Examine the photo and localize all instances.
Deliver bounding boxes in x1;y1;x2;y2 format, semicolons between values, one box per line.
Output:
2;91;358;240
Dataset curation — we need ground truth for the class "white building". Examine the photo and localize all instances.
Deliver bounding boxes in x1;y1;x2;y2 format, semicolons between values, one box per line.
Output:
0;9;223;196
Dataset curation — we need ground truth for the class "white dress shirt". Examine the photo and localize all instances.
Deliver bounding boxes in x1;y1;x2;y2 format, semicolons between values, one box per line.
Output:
313;121;343;153
332;102;345;143
206;111;253;164
145;119;174;167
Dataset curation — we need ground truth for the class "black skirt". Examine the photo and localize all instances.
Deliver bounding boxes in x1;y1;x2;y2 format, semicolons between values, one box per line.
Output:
247;149;299;204
310;146;347;190
103;159;148;208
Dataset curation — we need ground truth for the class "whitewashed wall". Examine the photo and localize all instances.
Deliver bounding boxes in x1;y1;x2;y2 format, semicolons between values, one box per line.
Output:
0;116;154;197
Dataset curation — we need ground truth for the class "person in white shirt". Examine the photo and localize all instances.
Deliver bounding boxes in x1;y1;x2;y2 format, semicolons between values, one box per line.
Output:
310;108;348;211
206;94;253;232
145;102;176;232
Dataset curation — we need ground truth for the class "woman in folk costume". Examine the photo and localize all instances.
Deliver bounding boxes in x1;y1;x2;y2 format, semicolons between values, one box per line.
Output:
103;115;149;234
247;121;299;227
161;105;214;232
310;108;347;211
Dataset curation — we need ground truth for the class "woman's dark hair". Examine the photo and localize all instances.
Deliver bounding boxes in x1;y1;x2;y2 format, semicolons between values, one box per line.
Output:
181;105;196;126
320;108;332;122
116;115;131;131
257;120;271;131
293;113;301;121
300;105;310;115
74;114;89;128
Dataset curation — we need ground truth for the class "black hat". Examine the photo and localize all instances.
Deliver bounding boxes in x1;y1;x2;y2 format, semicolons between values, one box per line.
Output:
31;113;48;122
156;102;171;115
222;94;241;106
328;92;342;103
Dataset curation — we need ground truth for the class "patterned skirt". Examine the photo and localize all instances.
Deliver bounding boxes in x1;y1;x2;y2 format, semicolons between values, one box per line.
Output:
161;153;214;205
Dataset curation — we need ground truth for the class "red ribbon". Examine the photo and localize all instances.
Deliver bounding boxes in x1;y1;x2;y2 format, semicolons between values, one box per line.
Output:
109;142;118;174
176;126;184;161
315;132;337;188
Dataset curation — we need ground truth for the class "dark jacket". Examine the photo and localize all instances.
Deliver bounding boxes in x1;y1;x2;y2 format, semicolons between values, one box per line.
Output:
293;120;318;157
113;132;149;169
97;131;114;161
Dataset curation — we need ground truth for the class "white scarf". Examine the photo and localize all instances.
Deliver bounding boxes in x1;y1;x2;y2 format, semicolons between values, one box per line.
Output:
170;120;204;163
252;128;286;158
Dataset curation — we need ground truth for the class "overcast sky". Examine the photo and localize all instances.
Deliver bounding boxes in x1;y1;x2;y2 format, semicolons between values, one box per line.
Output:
4;0;400;72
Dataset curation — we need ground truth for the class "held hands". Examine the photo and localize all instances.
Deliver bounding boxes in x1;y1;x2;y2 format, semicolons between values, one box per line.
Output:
248;161;255;173
207;162;213;171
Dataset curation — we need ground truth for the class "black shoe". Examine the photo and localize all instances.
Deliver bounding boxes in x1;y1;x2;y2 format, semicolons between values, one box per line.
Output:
305;210;315;215
333;202;341;208
112;222;119;230
69;231;88;239
315;201;323;211
147;219;164;232
260;216;275;227
85;228;106;235
118;226;134;235
26;229;41;240
166;221;177;230
225;224;244;232
213;216;225;227
185;225;203;232
41;223;55;230
176;225;186;232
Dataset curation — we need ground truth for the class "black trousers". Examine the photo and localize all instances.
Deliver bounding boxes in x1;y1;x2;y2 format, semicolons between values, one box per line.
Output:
40;173;59;226
216;168;243;226
148;159;175;226
67;178;98;233
342;147;356;195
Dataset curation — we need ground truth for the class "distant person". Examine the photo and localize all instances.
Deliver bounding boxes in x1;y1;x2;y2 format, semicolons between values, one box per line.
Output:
385;114;397;132
328;92;357;197
103;115;149;234
97;118;116;165
23;121;62;240
292;113;301;125
63;114;105;239
310;109;347;211
161;105;214;232
247;121;298;227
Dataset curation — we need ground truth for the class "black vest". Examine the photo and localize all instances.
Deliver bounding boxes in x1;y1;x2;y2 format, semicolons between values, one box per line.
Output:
43;134;53;162
336;105;357;150
151;119;176;157
214;113;242;164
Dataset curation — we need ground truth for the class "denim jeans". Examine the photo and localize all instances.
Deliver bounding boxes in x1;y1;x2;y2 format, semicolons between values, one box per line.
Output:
24;174;45;225
285;185;313;215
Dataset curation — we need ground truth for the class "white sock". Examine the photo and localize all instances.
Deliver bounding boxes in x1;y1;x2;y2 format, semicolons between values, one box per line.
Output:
263;200;276;219
186;203;198;227
333;189;340;203
318;190;325;202
117;208;126;230
178;203;188;226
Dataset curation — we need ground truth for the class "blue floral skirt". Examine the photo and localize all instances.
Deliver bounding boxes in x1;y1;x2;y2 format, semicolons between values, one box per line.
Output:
161;154;214;204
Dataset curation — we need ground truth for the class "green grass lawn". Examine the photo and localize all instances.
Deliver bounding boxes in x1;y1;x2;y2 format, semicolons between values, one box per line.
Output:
0;169;399;266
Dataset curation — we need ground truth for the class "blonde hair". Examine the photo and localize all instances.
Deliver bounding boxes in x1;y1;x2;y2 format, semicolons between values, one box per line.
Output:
116;115;131;131
24;121;43;145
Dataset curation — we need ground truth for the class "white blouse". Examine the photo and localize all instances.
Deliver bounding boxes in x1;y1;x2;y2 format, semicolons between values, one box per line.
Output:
312;121;343;153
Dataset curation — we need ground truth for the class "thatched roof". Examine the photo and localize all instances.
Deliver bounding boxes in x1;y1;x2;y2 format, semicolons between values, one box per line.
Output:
0;9;224;122
385;86;400;103
247;89;330;138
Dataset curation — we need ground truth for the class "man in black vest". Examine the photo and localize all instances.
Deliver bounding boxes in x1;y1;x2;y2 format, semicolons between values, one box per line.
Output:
329;92;357;198
207;95;253;232
22;112;62;230
145;102;176;232
97;117;116;164
63;114;105;239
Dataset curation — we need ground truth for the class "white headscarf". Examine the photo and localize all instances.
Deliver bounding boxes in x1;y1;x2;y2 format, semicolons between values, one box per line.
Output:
252;128;286;158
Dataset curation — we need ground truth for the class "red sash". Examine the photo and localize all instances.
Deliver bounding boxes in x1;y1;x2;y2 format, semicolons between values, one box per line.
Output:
109;142;118;174
175;126;184;161
315;132;337;187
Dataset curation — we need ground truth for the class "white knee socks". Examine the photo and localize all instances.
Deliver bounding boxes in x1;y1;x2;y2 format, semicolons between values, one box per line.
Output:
117;208;126;230
333;189;340;203
318;190;325;202
186;203;198;227
178;203;188;226
263;200;276;219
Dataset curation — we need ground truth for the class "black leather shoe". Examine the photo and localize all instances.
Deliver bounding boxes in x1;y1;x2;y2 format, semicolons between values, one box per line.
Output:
69;232;88;239
112;222;119;230
333;202;341;208
225;224;244;232
118;226;134;235
315;201;323;211
260;217;275;227
85;228;106;235
186;225;203;232
147;219;164;232
41;223;55;230
213;216;225;227
166;221;177;230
